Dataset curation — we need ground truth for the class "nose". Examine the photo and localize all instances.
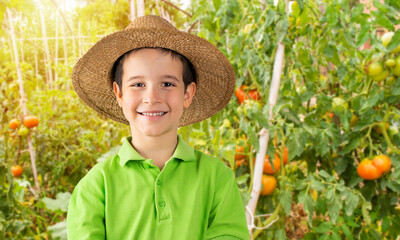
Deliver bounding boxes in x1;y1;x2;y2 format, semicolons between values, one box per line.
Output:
142;85;161;105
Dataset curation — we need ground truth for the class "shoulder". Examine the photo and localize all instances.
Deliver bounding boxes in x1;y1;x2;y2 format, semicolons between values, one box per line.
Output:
193;149;235;181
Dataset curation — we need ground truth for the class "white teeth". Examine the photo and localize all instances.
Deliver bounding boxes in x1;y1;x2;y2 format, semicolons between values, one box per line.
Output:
141;112;165;116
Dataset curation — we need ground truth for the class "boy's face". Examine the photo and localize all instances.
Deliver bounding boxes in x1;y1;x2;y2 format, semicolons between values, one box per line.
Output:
113;48;196;138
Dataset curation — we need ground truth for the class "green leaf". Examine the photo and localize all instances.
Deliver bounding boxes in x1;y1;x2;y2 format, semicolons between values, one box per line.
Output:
332;230;341;240
373;0;388;14
313;222;333;233
311;179;325;192
356;23;370;48
325;5;338;26
341;224;353;240
40;192;71;212
247;108;269;129
360;89;383;111
48;220;67;240
387;31;400;52
280;189;292;215
328;196;342;223
279;107;301;125
344;192;359;216
319;170;331;180
97;145;120;163
287;129;306;159
362;201;372;225
274;229;286;240
387;179;400;193
339;137;360;155
323;44;340;65
275;18;288;42
374;14;393;30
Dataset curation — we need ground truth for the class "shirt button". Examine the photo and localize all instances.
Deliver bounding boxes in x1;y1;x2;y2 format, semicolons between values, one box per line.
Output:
157;179;162;186
143;164;149;169
158;200;166;208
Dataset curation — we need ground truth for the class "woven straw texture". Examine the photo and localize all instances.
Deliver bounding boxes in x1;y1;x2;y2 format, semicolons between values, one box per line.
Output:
72;15;235;126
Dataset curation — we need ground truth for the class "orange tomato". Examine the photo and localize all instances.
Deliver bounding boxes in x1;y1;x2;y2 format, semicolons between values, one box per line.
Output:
280;147;289;164
23;116;39;128
374;122;389;135
261;174;277;196
9;119;21;130
263;154;281;174
236;159;246;168
234;145;246;161
11;165;23;177
357;159;383;180
372;155;391;174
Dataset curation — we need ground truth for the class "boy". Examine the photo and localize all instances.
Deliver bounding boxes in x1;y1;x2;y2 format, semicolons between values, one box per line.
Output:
67;15;249;239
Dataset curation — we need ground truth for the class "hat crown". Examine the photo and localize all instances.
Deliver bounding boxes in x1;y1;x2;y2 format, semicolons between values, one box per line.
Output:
125;15;176;31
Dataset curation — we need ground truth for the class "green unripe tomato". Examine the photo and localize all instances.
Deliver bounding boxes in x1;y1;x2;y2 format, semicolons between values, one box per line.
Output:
385;59;396;67
372;70;389;82
18;126;29;137
391;57;400;77
382;32;394;47
382;32;400;53
368;62;383;77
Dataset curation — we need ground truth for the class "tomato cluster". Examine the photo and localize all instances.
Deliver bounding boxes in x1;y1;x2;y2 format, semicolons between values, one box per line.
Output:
260;147;288;196
234;140;289;196
234;85;261;104
363;32;400;84
8;115;40;137
357;155;392;180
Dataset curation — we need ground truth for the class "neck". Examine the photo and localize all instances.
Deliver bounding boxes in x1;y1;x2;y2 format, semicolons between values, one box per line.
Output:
130;131;178;170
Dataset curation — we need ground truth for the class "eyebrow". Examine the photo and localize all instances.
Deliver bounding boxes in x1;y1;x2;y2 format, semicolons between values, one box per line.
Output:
126;75;180;82
162;75;180;82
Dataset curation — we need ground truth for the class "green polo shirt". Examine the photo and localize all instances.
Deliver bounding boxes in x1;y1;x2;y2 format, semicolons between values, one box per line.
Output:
67;135;249;240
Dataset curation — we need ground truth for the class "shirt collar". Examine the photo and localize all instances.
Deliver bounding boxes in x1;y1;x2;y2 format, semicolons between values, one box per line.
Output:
118;135;196;166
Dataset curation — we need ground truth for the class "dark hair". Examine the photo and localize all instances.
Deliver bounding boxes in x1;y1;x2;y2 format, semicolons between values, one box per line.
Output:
112;47;196;92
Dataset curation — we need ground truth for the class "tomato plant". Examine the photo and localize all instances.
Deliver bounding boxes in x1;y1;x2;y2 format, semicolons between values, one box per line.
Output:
192;0;400;238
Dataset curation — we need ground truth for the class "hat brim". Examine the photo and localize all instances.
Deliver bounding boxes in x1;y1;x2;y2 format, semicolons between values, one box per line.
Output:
72;28;235;126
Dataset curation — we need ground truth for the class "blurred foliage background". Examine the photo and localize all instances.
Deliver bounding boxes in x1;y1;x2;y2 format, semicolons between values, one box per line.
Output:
1;0;400;239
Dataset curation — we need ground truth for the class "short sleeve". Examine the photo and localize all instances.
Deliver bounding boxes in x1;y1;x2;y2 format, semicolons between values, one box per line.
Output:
204;169;250;240
67;166;106;240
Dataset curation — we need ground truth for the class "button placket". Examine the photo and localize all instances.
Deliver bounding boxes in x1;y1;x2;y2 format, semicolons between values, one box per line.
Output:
154;168;171;222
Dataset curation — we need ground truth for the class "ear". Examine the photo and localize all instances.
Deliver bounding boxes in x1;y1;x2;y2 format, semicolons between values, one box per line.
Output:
113;82;123;107
183;82;196;109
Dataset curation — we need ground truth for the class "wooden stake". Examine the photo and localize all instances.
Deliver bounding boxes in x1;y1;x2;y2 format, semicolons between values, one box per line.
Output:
130;0;136;21
245;0;288;235
55;8;59;84
137;0;145;17
39;7;53;89
7;8;40;194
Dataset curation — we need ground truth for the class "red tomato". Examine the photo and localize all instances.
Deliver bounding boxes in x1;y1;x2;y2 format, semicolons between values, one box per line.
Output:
235;87;246;104
248;90;261;101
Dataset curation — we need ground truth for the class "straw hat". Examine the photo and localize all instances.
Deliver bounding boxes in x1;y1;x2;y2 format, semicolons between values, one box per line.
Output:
72;15;235;126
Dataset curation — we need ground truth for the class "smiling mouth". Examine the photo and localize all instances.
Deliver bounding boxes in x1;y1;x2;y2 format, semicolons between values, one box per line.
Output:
138;112;167;116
